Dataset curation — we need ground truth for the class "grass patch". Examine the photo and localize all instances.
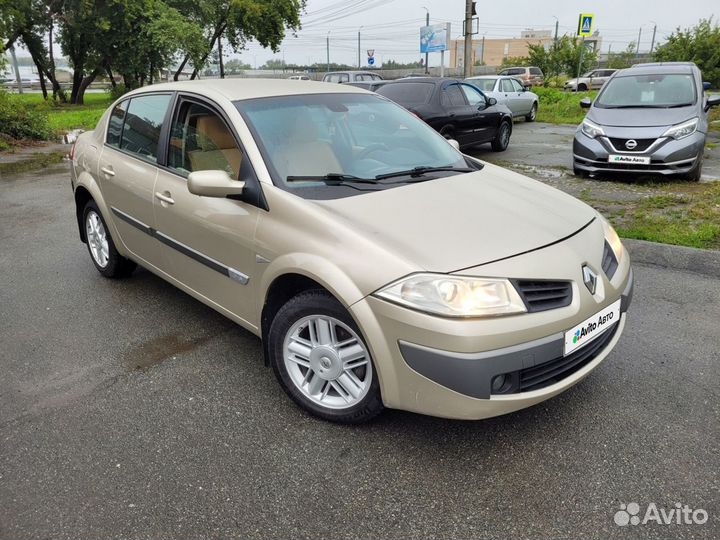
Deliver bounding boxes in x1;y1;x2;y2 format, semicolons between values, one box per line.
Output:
11;93;112;137
534;87;597;125
608;182;720;249
0;151;66;176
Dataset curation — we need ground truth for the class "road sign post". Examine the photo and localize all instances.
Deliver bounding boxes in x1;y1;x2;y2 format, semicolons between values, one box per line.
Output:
576;13;594;82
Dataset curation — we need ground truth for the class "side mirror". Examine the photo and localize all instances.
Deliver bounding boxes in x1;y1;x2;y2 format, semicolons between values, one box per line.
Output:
703;81;711;91
706;95;720;111
487;97;497;106
187;170;245;198
447;139;460;151
580;97;592;109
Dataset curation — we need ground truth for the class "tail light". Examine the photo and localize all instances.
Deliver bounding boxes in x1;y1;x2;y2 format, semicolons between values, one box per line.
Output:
69;141;77;161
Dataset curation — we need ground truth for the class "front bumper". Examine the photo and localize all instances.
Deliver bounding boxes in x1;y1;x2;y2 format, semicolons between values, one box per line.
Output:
573;130;704;175
349;219;633;420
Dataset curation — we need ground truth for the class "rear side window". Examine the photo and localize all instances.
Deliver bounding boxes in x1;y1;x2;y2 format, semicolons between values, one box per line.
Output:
377;82;434;105
530;67;543;75
504;68;524;76
106;101;128;147
119;94;172;162
510;79;524;92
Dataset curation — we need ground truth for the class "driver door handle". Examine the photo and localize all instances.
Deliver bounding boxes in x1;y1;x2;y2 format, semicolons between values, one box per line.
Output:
155;192;175;205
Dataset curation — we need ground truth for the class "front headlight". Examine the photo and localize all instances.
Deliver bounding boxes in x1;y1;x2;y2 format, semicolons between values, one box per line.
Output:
581;119;605;138
374;274;527;318
661;117;698;140
598;213;624;261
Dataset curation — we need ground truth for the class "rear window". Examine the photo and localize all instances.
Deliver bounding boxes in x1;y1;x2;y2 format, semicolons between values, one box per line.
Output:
377;82;434;105
467;78;496;91
501;68;524;76
529;67;543;75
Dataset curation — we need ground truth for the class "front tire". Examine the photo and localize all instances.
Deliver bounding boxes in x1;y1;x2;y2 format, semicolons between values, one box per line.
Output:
685;159;702;182
577;83;588;92
491;121;511;151
268;289;384;423
83;200;136;278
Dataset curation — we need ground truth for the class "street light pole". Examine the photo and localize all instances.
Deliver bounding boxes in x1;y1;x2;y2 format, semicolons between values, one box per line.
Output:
326;31;330;72
422;7;430;74
636;26;642;56
358;26;363;69
552;16;559;43
463;0;473;78
649;21;657;54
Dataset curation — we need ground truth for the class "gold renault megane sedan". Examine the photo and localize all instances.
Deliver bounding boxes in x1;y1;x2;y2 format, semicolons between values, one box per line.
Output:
70;79;633;423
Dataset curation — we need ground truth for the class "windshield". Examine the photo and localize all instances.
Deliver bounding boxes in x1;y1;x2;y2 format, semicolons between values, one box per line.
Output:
467;78;496;91
595;73;696;108
235;93;469;200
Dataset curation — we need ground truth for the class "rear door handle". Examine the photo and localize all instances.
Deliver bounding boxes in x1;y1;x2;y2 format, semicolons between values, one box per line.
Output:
100;166;115;177
155;192;175;205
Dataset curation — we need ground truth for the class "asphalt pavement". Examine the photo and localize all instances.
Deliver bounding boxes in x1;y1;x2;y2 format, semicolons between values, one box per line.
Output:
1;162;719;539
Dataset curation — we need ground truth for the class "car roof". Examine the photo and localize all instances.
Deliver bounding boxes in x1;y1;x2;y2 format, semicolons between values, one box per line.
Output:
619;62;696;76
123;78;369;101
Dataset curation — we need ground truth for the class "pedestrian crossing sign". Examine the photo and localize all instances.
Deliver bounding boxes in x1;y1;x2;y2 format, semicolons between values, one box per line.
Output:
578;13;594;37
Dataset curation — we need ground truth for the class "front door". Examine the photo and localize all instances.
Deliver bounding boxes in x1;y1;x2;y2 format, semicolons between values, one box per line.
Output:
153;97;261;329
459;83;498;143
98;93;172;270
440;83;480;145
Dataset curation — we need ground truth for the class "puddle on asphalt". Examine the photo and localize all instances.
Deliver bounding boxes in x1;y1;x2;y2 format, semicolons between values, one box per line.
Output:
123;333;213;371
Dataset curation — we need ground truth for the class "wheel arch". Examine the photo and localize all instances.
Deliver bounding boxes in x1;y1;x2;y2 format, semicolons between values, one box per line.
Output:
73;172;124;253
259;255;369;366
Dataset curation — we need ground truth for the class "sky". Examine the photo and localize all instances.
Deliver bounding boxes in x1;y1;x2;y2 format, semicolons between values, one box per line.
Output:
6;0;718;69
236;0;718;67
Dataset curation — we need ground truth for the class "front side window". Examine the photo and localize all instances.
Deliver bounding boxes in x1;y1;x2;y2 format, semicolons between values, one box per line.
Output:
236;93;468;200
168;101;242;180
106;100;128;147
119;94;172;161
595;74;697;108
460;84;486;107
441;84;467;107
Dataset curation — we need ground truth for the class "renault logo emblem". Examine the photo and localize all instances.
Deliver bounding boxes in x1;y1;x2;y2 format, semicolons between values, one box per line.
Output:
582;265;598;294
625;139;638;150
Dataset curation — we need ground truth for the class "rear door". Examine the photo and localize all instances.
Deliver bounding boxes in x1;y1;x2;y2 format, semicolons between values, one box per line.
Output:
152;95;262;328
98;93;172;269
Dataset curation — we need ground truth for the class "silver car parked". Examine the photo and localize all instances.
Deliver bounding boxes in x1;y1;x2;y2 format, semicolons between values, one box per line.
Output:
564;69;617;92
465;76;539;121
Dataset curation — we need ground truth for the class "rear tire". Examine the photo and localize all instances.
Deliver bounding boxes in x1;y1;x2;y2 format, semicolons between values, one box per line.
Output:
268;289;384;424
83;200;136;278
525;102;537;122
491;121;511;152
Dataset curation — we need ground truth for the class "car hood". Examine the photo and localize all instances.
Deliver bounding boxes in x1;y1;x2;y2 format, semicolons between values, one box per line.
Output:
313;163;595;273
588;106;696;127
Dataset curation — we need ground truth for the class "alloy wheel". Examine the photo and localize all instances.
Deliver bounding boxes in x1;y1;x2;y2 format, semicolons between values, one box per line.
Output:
283;315;372;409
86;211;109;268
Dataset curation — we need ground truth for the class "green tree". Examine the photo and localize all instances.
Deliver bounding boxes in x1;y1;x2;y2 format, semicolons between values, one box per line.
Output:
654;18;720;87
500;55;531;69
261;58;287;70
224;58;251;74
607;43;636;69
527;35;598;78
168;0;305;80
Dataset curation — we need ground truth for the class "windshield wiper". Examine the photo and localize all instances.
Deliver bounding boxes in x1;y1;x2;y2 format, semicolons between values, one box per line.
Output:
286;173;378;185
375;166;474;181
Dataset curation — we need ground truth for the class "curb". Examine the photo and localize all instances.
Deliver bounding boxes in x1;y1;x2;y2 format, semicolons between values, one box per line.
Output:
624;239;720;278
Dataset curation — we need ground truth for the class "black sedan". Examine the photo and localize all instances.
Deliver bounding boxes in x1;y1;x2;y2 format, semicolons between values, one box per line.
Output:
376;77;513;151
